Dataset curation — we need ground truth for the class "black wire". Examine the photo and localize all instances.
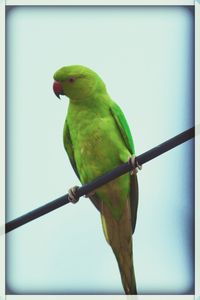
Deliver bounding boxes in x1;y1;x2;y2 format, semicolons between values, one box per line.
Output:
5;126;194;234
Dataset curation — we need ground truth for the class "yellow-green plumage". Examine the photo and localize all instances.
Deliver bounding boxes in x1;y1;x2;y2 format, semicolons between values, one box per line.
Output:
53;65;138;294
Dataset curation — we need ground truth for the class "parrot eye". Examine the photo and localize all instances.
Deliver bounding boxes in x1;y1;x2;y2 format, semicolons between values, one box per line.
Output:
68;77;76;83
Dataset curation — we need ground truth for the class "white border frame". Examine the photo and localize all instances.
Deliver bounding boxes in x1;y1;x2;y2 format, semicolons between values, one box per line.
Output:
0;1;5;300
3;0;196;5
195;0;200;298
0;1;199;300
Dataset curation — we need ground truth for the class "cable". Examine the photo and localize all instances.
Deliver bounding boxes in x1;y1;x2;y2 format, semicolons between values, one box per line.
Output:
5;126;195;234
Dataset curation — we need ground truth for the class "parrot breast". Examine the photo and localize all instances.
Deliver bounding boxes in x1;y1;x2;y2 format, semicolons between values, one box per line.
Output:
66;99;131;220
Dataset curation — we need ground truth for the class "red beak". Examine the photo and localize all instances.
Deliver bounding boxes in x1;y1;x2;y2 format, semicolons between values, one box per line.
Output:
53;81;64;99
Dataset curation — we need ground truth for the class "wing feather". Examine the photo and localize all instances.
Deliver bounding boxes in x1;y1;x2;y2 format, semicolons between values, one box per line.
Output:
110;103;138;234
63;120;80;180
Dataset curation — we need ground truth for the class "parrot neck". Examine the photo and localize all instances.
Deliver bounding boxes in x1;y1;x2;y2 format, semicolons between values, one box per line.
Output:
69;90;110;107
69;78;109;104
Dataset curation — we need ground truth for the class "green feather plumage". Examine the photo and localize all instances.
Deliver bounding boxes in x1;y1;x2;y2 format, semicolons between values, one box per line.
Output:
54;65;138;294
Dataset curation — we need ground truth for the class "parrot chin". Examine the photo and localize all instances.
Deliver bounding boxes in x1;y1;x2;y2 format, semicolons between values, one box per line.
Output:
53;81;65;99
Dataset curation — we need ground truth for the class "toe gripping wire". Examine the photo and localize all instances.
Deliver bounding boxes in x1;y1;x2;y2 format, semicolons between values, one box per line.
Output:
68;186;80;204
128;156;142;175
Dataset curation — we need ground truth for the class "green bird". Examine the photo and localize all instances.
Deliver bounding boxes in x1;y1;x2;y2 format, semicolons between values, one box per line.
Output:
53;65;139;295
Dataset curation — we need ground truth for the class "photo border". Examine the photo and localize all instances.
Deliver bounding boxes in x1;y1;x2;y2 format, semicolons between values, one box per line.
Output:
0;1;199;299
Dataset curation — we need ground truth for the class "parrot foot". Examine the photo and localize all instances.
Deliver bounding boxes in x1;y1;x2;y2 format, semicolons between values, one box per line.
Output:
129;156;142;175
68;185;80;204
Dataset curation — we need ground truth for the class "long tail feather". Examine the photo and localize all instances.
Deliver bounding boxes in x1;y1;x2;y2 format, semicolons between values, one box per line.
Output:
114;242;137;294
100;199;137;295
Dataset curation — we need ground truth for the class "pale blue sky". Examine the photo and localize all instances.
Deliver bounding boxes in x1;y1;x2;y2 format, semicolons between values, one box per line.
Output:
6;6;194;295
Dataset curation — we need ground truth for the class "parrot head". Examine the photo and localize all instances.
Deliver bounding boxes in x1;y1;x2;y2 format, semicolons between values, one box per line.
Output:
53;65;106;101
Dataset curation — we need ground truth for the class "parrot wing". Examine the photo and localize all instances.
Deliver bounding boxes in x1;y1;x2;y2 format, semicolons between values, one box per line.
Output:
109;104;134;155
63;121;101;212
63;120;80;180
109;104;138;234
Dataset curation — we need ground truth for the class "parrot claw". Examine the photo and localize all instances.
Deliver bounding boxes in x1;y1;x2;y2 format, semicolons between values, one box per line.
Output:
68;185;80;204
129;156;142;175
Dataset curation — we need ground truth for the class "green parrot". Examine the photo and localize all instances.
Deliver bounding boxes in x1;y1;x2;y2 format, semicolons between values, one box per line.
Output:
53;65;139;295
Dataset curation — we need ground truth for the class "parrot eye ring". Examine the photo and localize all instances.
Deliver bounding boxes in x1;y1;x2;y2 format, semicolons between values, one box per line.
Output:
68;77;76;83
